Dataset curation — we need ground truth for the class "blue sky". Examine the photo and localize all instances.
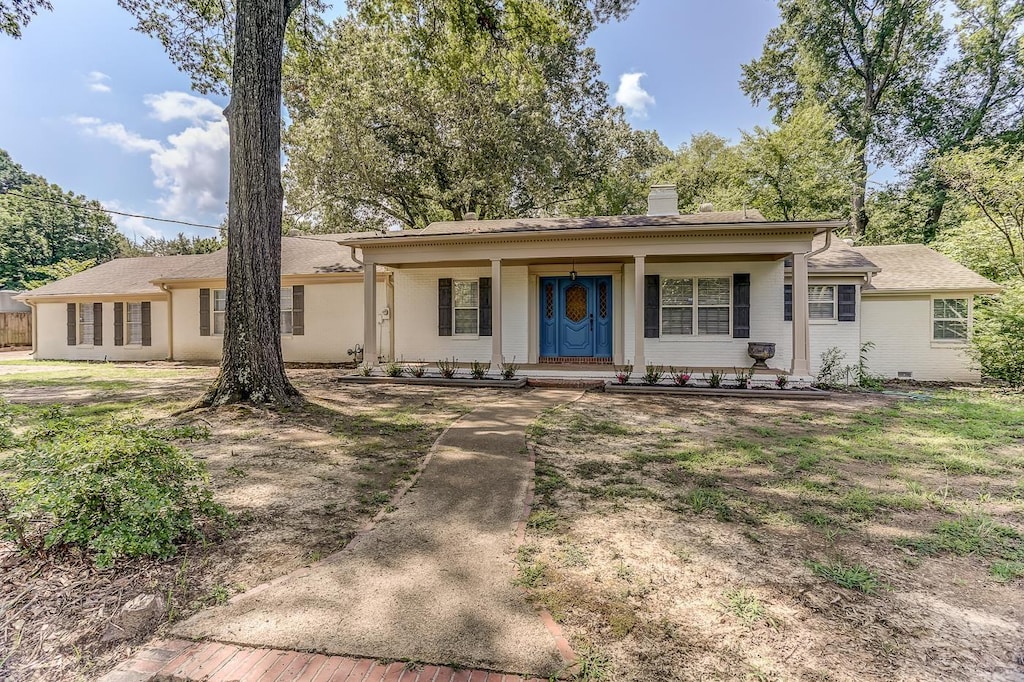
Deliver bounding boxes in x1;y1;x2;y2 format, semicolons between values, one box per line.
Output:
0;0;781;240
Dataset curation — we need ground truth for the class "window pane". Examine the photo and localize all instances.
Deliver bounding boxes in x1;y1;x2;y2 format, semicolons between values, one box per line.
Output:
80;304;94;325
662;307;693;335
698;278;730;306
698;307;730;335
280;287;293;312
934;298;967;319
213;311;225;335
661;278;693;306
281;311;293;335
213;289;226;312
454;308;478;335
127;302;141;323
453;280;478;308
934;320;967;340
808;286;835;303
809;302;835;320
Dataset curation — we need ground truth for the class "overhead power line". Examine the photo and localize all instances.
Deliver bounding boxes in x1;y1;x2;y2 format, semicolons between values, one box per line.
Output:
2;190;224;231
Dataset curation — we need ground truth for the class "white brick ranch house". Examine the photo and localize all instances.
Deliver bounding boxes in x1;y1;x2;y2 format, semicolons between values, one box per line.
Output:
18;186;1001;382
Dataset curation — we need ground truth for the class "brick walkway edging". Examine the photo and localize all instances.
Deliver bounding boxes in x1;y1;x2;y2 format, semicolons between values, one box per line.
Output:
100;638;551;681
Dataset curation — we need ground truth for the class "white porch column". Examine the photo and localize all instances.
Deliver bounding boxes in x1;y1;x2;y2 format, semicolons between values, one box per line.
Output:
633;255;646;369
791;252;810;376
363;258;378;365
491;258;503;366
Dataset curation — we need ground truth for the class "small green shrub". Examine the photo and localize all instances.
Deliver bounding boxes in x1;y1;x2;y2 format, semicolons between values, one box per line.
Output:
383;361;404;378
706;369;725;388
469;360;490;380
734;368;753;389
970;284;1024;388
614;363;633;384
0;411;227;567
500;357;520;380
641;364;665;385
405;363;426;378
670;367;692;386
775;373;789;389
437;357;458;379
815;347;847;388
0;398;15;448
357;363;373;377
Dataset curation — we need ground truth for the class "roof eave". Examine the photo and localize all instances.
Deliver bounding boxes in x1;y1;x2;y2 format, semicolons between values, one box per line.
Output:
339;220;844;248
863;286;1004;296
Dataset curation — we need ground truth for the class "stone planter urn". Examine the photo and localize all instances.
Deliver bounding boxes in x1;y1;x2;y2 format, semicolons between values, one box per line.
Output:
747;342;776;369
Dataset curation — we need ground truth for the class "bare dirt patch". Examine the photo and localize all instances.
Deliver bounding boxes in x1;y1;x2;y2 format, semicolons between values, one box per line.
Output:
522;390;1024;681
0;362;505;681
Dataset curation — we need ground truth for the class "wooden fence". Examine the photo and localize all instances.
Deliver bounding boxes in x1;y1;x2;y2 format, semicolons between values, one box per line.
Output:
0;312;31;347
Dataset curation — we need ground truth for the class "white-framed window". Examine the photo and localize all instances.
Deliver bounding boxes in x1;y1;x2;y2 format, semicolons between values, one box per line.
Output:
933;298;968;341
213;289;226;335
453;279;479;335
809;285;836;320
78;303;94;345
661;277;731;336
126;302;143;345
280;286;294;335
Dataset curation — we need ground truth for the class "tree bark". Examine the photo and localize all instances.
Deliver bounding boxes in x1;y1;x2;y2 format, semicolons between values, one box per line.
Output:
201;0;301;408
851;143;869;238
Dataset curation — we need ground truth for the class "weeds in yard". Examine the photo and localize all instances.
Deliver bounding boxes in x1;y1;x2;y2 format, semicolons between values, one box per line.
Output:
901;514;1024;579
990;561;1024;581
572;648;613;681
676;486;728;516
721;588;773;625
515;546;548;588
807;558;881;594
527;509;558;532
567;413;632;436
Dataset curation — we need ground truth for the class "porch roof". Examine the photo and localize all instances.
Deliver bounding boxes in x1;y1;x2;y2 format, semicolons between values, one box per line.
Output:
340;215;844;251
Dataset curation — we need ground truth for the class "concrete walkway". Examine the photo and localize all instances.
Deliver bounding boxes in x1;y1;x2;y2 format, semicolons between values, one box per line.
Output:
174;389;580;678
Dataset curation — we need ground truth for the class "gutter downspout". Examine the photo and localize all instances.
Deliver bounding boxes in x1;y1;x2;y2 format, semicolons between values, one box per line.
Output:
27;300;37;356
806;227;833;259
159;283;174;361
386;272;395;362
349;246;364;266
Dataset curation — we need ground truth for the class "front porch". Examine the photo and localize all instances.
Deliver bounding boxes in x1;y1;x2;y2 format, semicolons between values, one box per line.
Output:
342;212;841;382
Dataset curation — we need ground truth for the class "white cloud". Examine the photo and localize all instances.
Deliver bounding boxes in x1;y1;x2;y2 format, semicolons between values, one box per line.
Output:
144;92;224;124
101;199;163;240
70;92;229;221
86;71;112;93
614;72;655;118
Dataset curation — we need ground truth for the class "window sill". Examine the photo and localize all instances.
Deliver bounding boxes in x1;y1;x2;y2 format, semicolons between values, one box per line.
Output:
931;340;968;348
452;335;481;340
810;319;838;325
655;335;734;342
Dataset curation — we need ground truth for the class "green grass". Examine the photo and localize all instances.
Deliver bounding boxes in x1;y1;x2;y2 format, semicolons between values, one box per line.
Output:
721;589;770;624
807;559;881;594
903;515;1024;577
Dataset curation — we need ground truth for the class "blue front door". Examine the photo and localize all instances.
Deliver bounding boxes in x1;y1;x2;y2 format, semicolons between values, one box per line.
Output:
539;276;612;358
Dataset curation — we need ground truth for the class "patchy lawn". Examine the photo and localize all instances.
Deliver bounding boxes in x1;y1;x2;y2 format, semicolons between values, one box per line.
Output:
522;389;1024;681
0;361;495;681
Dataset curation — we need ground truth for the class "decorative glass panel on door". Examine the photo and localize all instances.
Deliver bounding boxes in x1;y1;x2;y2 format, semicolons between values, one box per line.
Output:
565;283;588;323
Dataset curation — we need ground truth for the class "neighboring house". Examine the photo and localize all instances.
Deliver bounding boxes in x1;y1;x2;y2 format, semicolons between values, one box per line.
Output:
0;290;32;347
17;186;1001;382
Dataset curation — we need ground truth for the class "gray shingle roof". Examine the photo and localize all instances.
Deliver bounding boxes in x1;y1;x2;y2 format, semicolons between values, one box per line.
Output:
19;234;367;298
855;244;1002;293
414;209;771;237
807;234;880;272
20;254;208;297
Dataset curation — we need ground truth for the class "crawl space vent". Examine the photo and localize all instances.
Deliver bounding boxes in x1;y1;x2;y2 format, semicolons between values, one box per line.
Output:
898;371;913;379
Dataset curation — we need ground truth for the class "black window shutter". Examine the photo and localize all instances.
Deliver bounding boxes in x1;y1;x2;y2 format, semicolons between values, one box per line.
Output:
93;302;103;346
784;284;793;321
114;302;124;346
479;277;492;337
438;278;452;336
838;285;857;321
733;274;751;338
644;274;660;338
199;288;211;336
292;285;305;336
141;302;152;346
67;303;77;346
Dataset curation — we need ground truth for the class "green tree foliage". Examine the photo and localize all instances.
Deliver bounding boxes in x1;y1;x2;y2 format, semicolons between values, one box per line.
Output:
741;0;945;236
0;0;51;38
902;0;1024;239
936;142;1024;279
737;103;856;220
970;283;1024;387
121;232;225;257
0;405;226;567
0;149;125;290
283;5;651;230
652;108;854;221
652;133;746;213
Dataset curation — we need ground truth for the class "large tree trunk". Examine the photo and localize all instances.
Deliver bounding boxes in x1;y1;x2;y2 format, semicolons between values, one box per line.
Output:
851;143;869;238
201;0;301;408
